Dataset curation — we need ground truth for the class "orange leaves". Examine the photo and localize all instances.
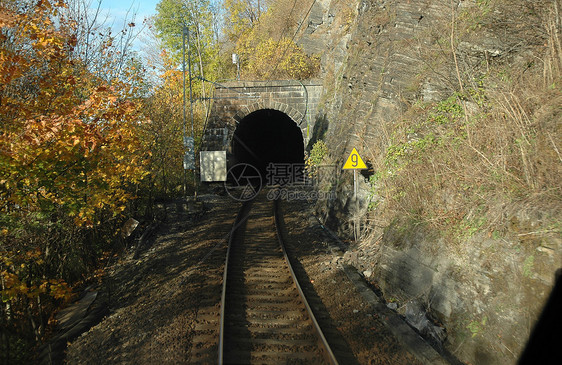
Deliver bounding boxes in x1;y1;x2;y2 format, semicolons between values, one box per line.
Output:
21;117;63;146
36;0;53;11
0;7;17;28
0;50;27;86
1;270;72;303
1;271;26;301
1;26;148;224
0;3;82;125
0;0;147;249
3;1;65;59
1;247;72;303
0;2;152;352
48;279;72;301
3;87;147;225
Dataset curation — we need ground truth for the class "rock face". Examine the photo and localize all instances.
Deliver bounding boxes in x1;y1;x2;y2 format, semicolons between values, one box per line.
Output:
298;0;562;364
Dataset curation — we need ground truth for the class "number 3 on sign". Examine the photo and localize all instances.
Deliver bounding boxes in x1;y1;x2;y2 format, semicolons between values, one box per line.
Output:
343;148;367;170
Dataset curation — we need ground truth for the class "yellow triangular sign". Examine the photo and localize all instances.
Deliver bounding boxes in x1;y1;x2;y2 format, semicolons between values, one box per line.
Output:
343;148;367;169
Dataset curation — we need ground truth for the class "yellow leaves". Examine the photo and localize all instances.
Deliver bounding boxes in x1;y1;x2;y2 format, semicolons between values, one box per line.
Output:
4;83;148;226
0;8;16;29
37;0;53;11
1;271;28;301
1;269;72;303
0;0;152;340
48;279;72;301
73;215;93;228
0;248;62;302
236;35;319;80
26;248;42;260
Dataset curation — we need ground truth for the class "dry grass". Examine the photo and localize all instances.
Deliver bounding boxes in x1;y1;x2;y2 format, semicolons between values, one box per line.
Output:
358;1;562;243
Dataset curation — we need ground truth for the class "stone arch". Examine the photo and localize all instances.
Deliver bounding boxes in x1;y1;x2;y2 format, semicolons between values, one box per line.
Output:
232;100;305;128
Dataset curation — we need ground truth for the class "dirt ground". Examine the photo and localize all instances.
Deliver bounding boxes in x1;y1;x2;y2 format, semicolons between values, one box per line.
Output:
65;191;421;364
278;195;421;365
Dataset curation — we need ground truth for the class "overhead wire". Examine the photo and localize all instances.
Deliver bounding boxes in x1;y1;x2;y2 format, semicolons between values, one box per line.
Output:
199;0;318;148
263;0;298;79
264;0;317;136
265;0;317;81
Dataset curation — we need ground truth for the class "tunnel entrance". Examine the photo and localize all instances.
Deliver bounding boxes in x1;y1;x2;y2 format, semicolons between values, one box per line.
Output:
232;109;304;184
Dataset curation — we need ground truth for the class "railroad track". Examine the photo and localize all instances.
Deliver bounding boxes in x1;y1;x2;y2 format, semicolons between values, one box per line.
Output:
218;194;338;364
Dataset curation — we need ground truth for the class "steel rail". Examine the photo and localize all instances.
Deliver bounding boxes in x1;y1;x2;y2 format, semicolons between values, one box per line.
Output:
218;196;338;364
273;199;339;365
218;200;253;365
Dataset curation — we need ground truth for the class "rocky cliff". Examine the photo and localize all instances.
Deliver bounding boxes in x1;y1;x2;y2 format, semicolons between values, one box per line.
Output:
299;0;562;364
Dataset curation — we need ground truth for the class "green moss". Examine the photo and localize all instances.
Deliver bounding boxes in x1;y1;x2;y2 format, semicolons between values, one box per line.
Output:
522;255;535;278
467;315;488;338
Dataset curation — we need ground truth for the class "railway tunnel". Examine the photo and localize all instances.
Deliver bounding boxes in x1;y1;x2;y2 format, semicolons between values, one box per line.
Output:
231;108;305;183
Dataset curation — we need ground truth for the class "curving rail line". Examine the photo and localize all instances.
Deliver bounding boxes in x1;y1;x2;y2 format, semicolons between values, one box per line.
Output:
218;196;338;364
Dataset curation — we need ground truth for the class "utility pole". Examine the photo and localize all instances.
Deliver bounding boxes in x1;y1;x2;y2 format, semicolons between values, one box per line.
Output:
183;24;197;200
182;23;187;199
186;26;195;138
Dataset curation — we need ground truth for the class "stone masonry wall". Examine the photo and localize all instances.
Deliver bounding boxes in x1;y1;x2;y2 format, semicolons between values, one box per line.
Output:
298;0;562;364
201;80;323;152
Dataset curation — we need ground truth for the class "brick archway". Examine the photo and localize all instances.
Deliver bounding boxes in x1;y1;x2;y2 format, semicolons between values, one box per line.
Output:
232;101;306;128
201;80;322;152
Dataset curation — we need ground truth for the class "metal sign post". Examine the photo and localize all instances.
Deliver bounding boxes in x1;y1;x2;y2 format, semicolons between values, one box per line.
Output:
353;169;358;198
232;53;240;80
186;27;194;138
343;148;368;241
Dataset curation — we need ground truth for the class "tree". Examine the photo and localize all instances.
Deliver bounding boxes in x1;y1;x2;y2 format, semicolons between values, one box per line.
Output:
0;1;149;361
63;0;146;82
224;0;320;80
222;0;267;42
154;0;222;123
154;0;219;78
140;50;186;199
238;35;319;79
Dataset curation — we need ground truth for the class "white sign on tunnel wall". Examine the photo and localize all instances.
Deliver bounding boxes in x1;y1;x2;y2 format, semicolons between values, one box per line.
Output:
200;151;227;182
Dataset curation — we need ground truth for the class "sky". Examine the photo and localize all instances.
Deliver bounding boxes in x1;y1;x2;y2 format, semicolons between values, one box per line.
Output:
98;0;160;25
91;0;224;62
95;0;224;30
93;0;223;53
91;0;161;55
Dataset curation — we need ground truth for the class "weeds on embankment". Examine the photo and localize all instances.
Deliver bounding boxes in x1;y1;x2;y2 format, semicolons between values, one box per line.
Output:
363;0;561;245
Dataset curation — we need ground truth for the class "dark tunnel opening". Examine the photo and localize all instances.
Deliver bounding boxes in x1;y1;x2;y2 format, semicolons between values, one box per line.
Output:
232;109;305;184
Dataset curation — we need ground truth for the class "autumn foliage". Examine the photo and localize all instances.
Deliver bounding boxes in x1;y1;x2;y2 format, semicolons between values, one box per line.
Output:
0;0;322;361
222;0;320;80
1;0;149;360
